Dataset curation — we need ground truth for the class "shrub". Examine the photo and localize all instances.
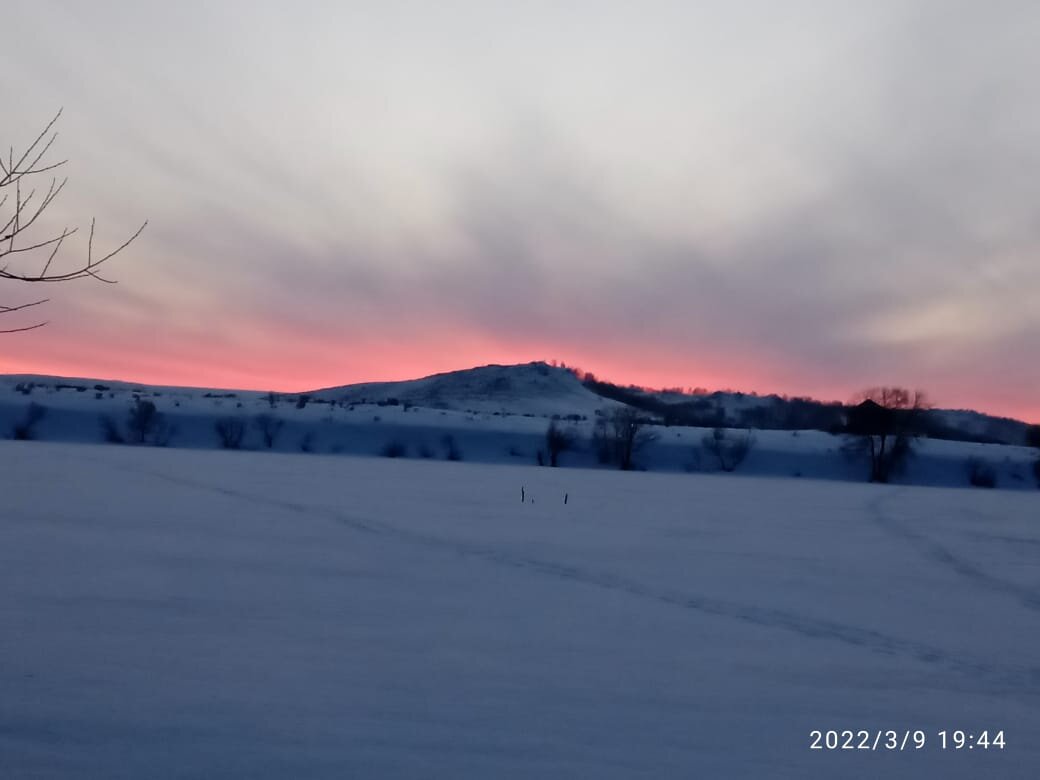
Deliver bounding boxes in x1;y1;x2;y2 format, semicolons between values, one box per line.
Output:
1033;458;1040;488
701;428;755;472
441;434;462;461
545;420;577;467
214;417;247;449
591;419;613;464
299;432;314;453
253;413;283;449
127;399;161;444
381;440;407;458
11;402;47;440
99;415;125;444
966;457;997;489
109;399;172;445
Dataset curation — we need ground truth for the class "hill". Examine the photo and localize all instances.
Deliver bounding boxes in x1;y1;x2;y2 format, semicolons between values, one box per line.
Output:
311;362;613;419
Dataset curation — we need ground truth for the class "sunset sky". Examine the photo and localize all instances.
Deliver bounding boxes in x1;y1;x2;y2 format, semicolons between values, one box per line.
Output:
2;1;1038;421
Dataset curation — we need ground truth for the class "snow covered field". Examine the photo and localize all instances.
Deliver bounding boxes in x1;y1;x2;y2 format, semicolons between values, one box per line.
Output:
2;441;1038;778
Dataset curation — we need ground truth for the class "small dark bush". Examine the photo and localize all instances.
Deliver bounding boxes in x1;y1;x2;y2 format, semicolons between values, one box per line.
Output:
381;440;407;458
966;458;997;489
127;399;161;444
701;427;755;472
299;432;314;453
100;415;125;444
214;417;247;449
441;434;462;461
253;413;283;449
545;420;577;467
11;403;47;440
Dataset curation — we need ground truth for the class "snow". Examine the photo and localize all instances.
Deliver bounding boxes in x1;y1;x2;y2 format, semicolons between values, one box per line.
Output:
2;441;1038;778
312;362;616;417
1;368;1036;491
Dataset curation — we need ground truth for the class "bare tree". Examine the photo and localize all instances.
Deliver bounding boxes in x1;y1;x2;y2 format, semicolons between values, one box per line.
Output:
544;420;577;467
215;417;247;450
1;110;146;332
125;397;172;445
253;413;283;448
1028;425;1040;487
594;407;657;471
701;427;755;472
843;387;929;483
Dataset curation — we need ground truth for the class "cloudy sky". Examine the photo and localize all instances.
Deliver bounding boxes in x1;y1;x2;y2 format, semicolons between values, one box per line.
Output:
2;0;1038;420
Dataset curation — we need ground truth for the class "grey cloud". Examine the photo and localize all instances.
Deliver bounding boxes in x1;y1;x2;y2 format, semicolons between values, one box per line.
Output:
3;1;1038;416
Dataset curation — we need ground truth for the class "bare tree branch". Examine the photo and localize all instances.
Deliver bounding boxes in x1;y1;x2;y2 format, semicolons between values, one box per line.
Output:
1;109;145;330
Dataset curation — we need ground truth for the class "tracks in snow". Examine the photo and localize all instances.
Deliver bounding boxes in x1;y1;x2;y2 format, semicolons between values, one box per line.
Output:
110;458;1040;696
869;490;1040;613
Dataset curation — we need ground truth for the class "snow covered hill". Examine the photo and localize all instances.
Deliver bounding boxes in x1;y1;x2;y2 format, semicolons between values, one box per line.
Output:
312;361;613;418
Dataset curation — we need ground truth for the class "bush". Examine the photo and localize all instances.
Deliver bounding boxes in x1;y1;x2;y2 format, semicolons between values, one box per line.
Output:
1033;458;1040;488
441;434;462;461
545;420;577;467
253;413;283;448
966;457;997;489
127;399;162;444
99;415;125;444
701;427;755;472
381;440;407;458
591;419;613;464
214;417;247;449
11;402;46;440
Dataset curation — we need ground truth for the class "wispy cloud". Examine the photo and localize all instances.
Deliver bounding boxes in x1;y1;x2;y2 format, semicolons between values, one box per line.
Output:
1;0;1037;420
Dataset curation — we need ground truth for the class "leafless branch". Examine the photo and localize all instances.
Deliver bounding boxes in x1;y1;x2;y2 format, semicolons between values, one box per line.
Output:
1;109;145;328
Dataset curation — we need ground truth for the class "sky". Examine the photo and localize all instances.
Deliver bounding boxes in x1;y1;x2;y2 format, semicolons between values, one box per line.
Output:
2;0;1038;421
